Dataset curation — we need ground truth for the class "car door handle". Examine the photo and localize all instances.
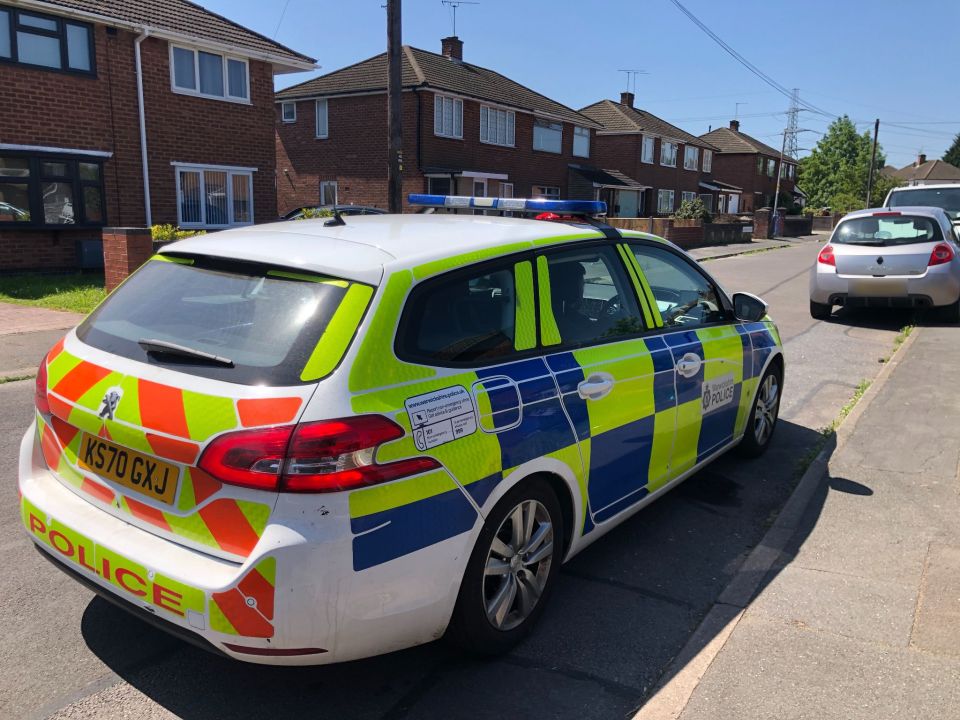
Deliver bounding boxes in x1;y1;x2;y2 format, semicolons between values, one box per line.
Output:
676;353;702;379
577;373;615;400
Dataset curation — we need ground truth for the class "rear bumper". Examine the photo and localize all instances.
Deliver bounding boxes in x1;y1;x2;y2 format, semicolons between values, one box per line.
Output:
19;423;477;665
809;265;960;307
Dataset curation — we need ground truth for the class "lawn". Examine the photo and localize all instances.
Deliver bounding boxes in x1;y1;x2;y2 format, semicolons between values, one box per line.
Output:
0;273;106;314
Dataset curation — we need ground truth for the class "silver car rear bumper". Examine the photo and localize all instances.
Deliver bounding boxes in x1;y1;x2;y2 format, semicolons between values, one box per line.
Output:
809;263;960;308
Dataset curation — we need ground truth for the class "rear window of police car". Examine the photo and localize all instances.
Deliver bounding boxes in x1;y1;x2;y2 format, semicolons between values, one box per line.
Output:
77;257;351;385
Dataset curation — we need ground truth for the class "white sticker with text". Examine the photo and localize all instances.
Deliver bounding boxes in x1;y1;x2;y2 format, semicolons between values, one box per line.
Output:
701;373;736;414
405;386;478;451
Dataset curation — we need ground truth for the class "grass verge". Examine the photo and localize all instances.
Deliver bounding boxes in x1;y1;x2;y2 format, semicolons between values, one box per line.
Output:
0;273;105;314
0;373;36;385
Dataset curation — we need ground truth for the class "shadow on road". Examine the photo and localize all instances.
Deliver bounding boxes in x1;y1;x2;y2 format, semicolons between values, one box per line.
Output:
79;420;841;719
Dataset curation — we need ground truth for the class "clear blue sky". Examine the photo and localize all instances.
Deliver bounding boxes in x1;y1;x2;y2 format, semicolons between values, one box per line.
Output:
202;0;960;168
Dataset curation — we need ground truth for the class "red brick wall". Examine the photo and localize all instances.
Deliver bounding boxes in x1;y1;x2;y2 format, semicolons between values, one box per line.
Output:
274;89;598;214
0;23;279;271
709;153;795;212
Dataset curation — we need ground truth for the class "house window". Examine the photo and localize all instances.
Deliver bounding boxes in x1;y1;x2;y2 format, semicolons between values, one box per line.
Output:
176;164;254;228
0;153;105;227
499;182;514;198
434;94;463;139
573;126;590;158
681;191;697;203
780;163;787;179
319;180;337;206
534;185;560;200
0;5;93;74
767;159;776;177
683;145;698;170
316;99;328;138
428;177;452;195
702;149;713;173
787;164;795;179
757;157;764;175
170;45;249;102
656;189;675;213
281;101;296;123
533;119;562;154
699;193;714;211
660;141;677;167
480;106;515;147
641;135;655;164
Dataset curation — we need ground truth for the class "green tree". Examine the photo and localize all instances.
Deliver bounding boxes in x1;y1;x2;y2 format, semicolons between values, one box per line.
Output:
797;115;891;212
943;132;960;168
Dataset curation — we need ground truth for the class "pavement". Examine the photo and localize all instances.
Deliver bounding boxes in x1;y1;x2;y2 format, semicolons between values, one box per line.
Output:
0;303;84;381
642;324;960;719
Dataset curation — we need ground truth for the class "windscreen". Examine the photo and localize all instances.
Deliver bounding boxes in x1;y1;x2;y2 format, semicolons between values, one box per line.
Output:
887;188;960;220
77;258;349;385
833;216;943;246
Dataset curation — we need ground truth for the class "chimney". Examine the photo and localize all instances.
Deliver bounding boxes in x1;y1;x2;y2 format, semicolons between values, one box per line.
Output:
441;36;463;61
916;153;927;166
620;91;635;108
729;119;740;131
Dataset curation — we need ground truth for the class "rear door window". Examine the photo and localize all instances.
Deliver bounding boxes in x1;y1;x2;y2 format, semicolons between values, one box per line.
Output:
834;216;943;245
77;257;360;385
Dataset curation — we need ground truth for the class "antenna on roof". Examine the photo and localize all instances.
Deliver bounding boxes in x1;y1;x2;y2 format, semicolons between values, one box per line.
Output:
441;1;479;36
617;69;648;94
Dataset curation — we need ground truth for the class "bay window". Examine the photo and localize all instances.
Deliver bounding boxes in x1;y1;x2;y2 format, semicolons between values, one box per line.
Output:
175;164;254;228
170;45;249;102
0;153;104;227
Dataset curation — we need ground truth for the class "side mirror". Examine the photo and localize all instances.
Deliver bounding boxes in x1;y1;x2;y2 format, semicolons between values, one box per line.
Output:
732;292;768;322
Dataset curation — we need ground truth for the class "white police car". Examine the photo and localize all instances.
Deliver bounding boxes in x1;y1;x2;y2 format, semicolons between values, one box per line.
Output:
20;196;784;664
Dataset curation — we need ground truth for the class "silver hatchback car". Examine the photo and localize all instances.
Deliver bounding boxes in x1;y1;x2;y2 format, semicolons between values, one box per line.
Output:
810;207;960;322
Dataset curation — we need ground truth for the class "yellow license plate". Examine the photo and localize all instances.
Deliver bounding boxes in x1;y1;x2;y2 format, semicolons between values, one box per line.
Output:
78;434;180;506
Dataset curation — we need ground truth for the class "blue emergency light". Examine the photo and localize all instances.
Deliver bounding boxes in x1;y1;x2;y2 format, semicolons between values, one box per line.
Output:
408;194;607;215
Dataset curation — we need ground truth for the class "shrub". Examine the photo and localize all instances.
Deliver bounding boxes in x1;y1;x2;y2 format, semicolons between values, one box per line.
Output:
295;207;334;220
672;197;712;222
151;224;206;243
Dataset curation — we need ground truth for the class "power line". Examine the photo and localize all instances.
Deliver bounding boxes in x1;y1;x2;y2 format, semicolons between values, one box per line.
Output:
272;0;293;38
665;0;836;120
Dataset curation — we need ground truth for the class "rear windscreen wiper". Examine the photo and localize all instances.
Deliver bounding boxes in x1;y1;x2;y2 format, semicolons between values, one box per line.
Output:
138;338;234;367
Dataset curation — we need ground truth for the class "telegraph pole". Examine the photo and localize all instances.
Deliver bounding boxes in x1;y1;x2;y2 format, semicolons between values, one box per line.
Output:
770;128;788;238
865;118;880;208
386;0;403;213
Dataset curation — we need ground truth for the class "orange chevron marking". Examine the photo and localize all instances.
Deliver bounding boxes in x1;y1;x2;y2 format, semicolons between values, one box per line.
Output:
237;568;274;620
139;380;190;438
189;468;222;505
212;588;273;638
47;395;74;423
54;362;111;403
81;477;116;504
40;423;62;471
50;415;79;449
125;496;172;532
146;433;198;465
198;500;261;556
237;397;302;428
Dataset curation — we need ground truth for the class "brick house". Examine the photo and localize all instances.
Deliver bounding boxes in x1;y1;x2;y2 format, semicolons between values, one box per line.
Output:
274;37;611;214
579;92;734;217
887;154;960;187
0;0;314;272
700;120;798;213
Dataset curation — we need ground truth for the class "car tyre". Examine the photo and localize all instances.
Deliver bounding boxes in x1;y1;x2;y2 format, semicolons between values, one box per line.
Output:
809;299;831;320
737;362;782;458
446;477;563;656
936;299;960;324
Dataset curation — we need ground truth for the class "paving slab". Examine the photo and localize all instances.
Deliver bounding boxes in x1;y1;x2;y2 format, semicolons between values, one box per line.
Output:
910;544;960;657
0;302;84;337
0;327;67;377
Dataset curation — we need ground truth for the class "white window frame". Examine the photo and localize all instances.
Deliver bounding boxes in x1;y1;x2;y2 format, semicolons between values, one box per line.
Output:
169;44;250;104
683;145;698;171
660;141;677;167
499;182;514;198
319;180;338;206
315;99;329;139
657;189;675;213
173;163;255;229
641;135;656;164
434;94;463;139
533;119;563;154
702;149;713;173
767;158;776;177
534;185;560;200
573;126;590;158
480;105;515;147
681;191;697;203
281;101;296;123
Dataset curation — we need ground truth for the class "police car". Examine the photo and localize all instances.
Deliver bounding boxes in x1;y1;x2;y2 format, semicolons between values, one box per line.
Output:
19;196;784;664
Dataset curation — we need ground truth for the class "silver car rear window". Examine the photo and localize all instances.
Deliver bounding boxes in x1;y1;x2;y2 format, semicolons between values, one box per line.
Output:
834;216;943;246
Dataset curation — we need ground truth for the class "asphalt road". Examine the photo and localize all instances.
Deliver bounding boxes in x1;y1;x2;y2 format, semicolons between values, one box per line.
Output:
0;237;920;720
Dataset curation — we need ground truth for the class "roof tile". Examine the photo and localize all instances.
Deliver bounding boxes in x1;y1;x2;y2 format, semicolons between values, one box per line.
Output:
699;126;782;157
579;100;717;149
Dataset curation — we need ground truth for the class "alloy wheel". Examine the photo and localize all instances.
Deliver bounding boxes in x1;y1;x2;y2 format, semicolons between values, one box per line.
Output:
753;372;780;446
483;499;554;631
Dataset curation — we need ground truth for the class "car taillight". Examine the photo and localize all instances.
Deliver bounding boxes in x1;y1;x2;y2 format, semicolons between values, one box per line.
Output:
35;353;50;416
198;415;440;493
928;242;954;266
817;245;836;266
